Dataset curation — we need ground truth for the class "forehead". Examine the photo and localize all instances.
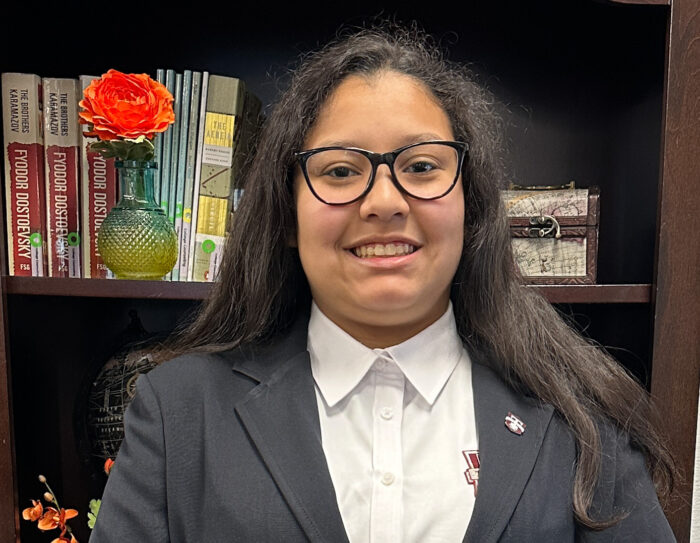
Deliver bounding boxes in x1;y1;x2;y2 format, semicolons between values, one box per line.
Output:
303;71;454;150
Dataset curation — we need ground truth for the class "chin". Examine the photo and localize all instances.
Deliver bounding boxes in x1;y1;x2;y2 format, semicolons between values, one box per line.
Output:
355;293;432;321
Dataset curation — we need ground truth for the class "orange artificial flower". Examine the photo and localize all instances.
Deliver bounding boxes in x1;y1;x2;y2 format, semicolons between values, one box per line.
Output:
104;458;114;475
79;69;174;141
37;507;78;532
22;499;43;521
51;535;78;543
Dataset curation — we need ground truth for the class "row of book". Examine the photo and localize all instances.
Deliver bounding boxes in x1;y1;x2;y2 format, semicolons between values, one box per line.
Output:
1;70;261;281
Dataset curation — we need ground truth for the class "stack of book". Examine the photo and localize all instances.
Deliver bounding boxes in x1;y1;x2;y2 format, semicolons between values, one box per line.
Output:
1;70;261;281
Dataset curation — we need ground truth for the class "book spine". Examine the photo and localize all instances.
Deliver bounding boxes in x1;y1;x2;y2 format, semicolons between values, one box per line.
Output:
43;77;81;278
159;69;175;217
172;70;192;281
192;194;229;282
165;73;183;281
153;68;165;203
187;71;209;281
190;74;244;282
168;73;183;226
1;73;47;276
79;75;117;279
178;70;201;281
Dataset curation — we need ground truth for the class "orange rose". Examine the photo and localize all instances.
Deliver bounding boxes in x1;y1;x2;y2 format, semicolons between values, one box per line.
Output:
79;69;175;141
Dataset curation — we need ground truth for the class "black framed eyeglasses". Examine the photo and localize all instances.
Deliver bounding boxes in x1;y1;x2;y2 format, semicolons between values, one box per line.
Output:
294;140;468;205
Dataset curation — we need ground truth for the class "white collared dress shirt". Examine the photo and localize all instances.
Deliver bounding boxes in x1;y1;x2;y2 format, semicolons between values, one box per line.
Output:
308;301;479;543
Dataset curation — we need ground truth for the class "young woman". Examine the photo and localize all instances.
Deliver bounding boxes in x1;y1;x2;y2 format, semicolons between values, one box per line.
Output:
90;25;676;542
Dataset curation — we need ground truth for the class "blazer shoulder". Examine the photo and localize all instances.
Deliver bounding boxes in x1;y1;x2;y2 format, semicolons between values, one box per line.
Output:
141;348;255;405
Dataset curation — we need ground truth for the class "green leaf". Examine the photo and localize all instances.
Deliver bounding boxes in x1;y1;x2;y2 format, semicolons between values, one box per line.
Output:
88;141;121;159
87;498;101;529
88;138;155;161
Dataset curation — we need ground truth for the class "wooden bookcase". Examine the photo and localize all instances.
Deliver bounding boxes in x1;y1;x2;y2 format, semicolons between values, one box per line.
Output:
0;0;698;541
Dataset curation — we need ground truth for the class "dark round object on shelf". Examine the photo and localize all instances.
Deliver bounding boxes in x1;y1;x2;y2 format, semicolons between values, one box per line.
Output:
74;309;162;479
86;347;157;463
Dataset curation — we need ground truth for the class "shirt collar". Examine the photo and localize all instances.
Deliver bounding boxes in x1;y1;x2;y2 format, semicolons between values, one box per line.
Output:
308;301;465;408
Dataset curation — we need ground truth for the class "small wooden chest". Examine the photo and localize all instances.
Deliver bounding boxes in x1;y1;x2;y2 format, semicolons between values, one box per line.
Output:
501;184;600;285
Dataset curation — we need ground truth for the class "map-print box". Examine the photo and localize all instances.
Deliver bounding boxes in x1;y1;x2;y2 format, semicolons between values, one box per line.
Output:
501;185;600;285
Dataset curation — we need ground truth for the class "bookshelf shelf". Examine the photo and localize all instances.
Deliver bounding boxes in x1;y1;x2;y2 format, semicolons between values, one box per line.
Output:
3;277;651;304
532;284;651;304
2;276;212;300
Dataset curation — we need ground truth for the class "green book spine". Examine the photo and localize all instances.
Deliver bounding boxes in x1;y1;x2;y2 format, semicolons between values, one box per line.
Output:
159;69;175;218
165;73;183;281
153;69;165;204
171;70;192;281
168;73;183;226
186;72;209;281
179;70;202;280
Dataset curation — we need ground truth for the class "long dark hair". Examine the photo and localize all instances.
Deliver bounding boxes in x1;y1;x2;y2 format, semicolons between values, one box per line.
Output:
164;23;675;528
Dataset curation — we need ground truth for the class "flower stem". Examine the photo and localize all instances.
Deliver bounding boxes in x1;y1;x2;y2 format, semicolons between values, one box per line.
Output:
41;479;61;511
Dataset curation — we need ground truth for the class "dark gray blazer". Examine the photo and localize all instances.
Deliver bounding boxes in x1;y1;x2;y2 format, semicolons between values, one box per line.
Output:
89;315;675;542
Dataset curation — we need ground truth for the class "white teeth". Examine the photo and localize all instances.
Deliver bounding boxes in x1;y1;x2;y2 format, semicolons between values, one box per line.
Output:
352;243;416;258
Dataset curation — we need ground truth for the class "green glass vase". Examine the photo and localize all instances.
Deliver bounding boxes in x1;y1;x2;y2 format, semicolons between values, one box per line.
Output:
97;160;178;280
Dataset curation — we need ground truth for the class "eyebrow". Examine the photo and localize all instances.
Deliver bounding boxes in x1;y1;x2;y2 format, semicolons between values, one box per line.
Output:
314;133;447;149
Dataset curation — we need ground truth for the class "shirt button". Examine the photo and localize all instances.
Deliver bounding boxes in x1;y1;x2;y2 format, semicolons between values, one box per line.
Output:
380;407;394;420
381;472;395;486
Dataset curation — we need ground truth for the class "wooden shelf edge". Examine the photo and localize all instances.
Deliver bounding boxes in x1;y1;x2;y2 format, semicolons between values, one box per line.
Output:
2;276;213;300
2;277;651;304
603;0;670;5
531;283;651;304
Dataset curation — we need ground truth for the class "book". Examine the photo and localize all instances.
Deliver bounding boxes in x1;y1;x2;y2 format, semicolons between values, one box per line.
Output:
177;70;202;281
2;73;46;277
189;74;261;282
171;70;192;281
167;73;183;227
164;73;183;281
186;71;209;281
79;75;117;279
1;73;47;276
159;69;175;217
153;68;166;203
43;77;81;278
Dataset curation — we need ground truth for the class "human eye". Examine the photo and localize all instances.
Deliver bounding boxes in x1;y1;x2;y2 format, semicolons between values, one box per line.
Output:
404;159;439;174
322;164;362;179
307;150;367;183
397;144;455;179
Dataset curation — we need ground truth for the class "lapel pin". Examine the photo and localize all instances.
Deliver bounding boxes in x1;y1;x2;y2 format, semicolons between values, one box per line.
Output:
462;450;480;497
505;412;526;435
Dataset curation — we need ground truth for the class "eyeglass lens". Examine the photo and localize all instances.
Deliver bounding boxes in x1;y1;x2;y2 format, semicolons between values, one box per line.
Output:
304;143;460;204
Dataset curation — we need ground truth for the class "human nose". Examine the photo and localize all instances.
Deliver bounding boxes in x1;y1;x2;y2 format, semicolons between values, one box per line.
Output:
358;163;410;220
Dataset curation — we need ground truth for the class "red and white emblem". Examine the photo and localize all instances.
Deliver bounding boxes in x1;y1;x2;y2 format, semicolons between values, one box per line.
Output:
462;450;480;496
505;412;526;435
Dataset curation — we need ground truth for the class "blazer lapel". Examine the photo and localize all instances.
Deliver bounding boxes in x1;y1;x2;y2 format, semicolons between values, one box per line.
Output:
464;362;555;543
233;326;350;543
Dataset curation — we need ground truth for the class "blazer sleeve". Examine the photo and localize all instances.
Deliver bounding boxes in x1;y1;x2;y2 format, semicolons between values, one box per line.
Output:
580;427;676;542
89;373;170;543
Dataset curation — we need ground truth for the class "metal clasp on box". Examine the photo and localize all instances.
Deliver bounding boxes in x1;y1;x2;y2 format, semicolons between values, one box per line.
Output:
528;215;561;239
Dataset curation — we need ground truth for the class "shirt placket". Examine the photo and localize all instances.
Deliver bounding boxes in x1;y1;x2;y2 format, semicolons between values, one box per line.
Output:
370;354;405;543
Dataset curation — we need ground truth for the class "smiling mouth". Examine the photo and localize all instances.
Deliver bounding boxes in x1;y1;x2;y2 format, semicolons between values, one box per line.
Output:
350;243;418;258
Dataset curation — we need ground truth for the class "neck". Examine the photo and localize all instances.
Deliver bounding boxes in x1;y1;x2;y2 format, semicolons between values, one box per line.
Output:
313;298;450;349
